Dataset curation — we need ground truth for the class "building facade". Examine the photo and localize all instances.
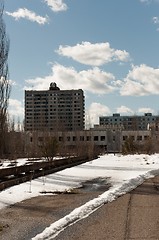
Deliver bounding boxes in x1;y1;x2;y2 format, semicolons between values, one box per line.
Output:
25;125;152;155
24;84;159;154
25;83;85;131
100;113;159;131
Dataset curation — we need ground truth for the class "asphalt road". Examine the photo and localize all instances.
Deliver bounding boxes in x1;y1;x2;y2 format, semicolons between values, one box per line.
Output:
55;176;159;240
0;176;159;240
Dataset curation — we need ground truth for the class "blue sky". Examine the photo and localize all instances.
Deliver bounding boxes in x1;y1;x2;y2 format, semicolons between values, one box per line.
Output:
4;0;159;125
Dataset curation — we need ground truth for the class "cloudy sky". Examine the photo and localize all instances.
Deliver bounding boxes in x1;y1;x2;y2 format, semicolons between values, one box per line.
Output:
4;0;159;125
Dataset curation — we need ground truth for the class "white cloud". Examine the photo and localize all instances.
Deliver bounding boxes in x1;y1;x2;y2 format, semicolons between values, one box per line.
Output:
152;16;159;24
44;0;68;12
6;8;49;25
138;107;154;114
120;64;159;96
116;106;134;115
8;99;24;119
140;0;159;3
140;0;151;3
57;42;130;66
86;103;111;127
152;16;159;31
25;63;116;94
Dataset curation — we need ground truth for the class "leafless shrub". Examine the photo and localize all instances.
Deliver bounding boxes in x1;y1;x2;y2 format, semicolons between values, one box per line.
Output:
41;137;58;161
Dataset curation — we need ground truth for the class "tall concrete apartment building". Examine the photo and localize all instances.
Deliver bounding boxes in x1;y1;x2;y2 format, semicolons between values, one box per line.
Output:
25;83;85;131
100;113;159;131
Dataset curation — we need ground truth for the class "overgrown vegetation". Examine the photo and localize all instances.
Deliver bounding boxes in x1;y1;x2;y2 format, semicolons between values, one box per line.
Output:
122;136;156;155
122;137;138;155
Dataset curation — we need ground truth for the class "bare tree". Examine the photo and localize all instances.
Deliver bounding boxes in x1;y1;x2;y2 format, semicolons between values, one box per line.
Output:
41;137;58;161
0;1;11;157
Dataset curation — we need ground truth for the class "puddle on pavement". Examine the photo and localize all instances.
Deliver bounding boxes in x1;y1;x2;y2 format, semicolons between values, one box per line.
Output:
40;177;111;195
77;177;111;193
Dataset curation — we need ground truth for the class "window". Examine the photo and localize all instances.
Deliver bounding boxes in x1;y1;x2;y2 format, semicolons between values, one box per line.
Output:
67;136;71;141
80;136;84;141
59;136;63;141
100;136;105;141
73;136;76;141
123;136;128;141
94;136;98;141
86;136;91;141
144;135;149;140
137;135;142;141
